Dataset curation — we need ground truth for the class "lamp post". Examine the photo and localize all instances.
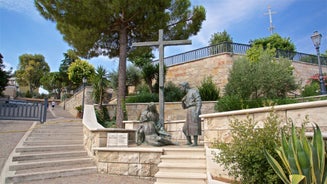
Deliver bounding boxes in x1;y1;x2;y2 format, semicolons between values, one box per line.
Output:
82;77;87;117
311;31;327;95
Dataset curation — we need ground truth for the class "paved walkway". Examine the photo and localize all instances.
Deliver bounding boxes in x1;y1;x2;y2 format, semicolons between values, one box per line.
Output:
0;105;154;184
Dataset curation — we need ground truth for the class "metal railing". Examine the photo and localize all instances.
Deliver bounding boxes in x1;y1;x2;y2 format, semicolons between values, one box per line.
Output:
153;42;327;67
0;98;48;123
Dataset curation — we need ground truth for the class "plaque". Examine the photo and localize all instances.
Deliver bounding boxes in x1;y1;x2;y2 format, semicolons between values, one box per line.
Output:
107;133;128;147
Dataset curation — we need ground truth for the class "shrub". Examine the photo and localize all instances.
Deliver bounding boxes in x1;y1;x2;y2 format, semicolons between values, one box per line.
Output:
95;106;116;128
215;95;243;112
198;76;220;101
215;96;299;112
301;82;320;97
212;112;286;183
164;81;185;102
125;92;159;103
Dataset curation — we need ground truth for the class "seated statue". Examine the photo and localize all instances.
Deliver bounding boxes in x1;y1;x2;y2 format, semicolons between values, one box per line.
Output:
136;102;175;146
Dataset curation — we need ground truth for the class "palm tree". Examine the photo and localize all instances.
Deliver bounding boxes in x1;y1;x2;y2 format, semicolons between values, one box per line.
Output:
92;66;109;107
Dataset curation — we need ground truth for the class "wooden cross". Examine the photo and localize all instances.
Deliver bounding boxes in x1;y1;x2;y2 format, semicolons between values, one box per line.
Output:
132;29;192;126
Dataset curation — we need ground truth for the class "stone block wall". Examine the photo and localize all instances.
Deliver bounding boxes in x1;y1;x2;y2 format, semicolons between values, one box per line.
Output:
201;100;327;146
93;147;163;178
106;101;216;122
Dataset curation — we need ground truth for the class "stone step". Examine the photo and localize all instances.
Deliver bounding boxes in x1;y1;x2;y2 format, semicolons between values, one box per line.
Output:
29;132;83;137
12;151;88;162
9;158;94;171
5;166;97;183
15;145;85;153
163;147;205;156
23;140;83;146
158;162;206;173
26;136;82;141
160;155;206;163
155;172;207;184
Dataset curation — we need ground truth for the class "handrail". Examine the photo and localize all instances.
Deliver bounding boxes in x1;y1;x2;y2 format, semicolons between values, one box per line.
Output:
153;42;327;67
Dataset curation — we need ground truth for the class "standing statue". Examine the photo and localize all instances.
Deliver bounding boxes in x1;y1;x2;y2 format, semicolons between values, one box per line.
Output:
136;102;175;146
180;82;202;146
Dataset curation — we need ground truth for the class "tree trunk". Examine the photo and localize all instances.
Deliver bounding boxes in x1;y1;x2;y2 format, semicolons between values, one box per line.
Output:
116;25;128;128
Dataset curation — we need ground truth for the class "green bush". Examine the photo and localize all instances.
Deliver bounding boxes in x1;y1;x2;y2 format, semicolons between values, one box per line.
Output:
215;95;243;112
164;81;185;102
95;106;114;127
125;92;159;103
198;76;220;101
215;96;299;112
213;113;286;183
301;82;320;97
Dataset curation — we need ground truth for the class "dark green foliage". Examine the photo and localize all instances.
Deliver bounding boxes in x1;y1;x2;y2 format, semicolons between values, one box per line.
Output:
213;113;285;183
225;49;298;99
209;30;233;46
125;93;159;103
215;95;298;112
197;76;219;101
301;82;320;97
0;54;11;95
164;82;185;102
215;95;243;112
95;106;116;128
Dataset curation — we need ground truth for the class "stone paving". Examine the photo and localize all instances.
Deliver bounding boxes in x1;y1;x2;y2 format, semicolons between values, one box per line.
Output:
0;105;154;184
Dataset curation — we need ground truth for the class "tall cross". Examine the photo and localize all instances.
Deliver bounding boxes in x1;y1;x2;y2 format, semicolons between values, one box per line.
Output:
264;5;276;35
132;29;192;126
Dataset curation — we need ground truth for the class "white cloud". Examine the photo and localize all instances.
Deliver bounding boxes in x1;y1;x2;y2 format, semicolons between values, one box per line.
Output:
0;0;42;21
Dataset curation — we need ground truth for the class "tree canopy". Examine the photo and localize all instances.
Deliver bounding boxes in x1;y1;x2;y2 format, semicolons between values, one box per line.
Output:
67;59;95;87
225;47;298;99
209;30;233;45
15;54;50;95
249;33;296;52
35;0;206;127
0;54;11;95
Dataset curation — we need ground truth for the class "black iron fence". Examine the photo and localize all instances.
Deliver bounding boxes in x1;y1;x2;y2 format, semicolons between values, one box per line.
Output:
153;42;327;67
0;98;48;123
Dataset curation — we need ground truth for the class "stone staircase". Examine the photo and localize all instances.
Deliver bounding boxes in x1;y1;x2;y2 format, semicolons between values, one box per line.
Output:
155;147;207;184
4;120;97;183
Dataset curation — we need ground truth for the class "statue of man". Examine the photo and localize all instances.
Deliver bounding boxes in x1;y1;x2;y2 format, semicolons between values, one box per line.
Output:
180;82;202;146
137;102;174;146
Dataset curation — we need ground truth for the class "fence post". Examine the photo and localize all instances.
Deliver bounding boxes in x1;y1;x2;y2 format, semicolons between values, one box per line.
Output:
41;98;48;123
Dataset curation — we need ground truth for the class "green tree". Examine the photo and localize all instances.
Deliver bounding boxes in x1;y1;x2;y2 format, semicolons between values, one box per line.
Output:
197;76;219;101
40;72;62;98
15;54;50;95
249;33;296;52
225;48;298;99
92;66;109;106
0;54;11;95
35;0;206;128
59;50;79;91
126;65;142;93
209;30;233;45
67;59;95;87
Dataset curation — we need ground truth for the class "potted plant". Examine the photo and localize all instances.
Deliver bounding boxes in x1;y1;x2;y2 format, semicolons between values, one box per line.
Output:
75;105;82;118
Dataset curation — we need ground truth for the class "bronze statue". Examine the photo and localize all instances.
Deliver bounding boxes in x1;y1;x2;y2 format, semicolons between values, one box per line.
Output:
180;82;202;146
136;102;175;146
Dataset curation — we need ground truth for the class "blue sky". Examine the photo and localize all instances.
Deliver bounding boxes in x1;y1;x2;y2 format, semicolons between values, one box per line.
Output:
1;0;327;73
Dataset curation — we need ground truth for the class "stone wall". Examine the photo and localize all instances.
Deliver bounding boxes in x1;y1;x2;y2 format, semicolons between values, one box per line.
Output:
165;53;327;92
93;147;162;178
105;101;216;122
61;86;93;117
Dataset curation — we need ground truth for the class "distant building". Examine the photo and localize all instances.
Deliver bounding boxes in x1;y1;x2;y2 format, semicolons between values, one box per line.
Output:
3;77;19;99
